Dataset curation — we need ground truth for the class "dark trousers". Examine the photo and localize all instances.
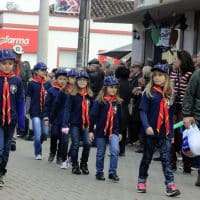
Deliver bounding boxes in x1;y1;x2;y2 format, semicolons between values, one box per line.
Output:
138;136;174;186
70;126;91;166
50;124;69;162
119;104;129;154
0;125;15;176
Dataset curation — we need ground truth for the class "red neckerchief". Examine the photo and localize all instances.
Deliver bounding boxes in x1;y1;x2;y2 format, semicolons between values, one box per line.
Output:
103;95;117;136
32;75;46;112
0;70;15;125
153;85;170;135
79;88;90;129
65;83;74;94
52;80;63;90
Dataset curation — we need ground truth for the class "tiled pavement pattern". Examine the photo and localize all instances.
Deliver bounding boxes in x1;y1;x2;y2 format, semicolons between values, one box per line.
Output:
0;139;199;200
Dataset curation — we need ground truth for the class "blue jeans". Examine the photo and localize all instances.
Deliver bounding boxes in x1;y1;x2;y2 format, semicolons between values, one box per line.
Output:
138;136;174;186
96;134;119;175
0;125;15;176
32;117;49;156
70;126;91;165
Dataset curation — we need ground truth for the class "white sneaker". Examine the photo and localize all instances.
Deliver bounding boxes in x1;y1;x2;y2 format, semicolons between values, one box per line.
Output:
35;155;42;160
60;161;68;169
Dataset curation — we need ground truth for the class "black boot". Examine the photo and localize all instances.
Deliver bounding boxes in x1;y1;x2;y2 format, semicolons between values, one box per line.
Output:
72;164;81;175
96;173;105;181
80;163;89;175
108;174;120;182
195;173;200;186
48;153;55;163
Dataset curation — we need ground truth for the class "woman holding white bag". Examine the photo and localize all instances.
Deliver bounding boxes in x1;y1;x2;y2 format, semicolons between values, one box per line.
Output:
183;68;200;187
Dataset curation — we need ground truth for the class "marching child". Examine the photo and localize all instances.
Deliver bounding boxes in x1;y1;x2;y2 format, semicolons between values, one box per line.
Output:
89;76;122;182
62;71;93;175
136;64;181;197
43;68;68;166
27;62;50;160
66;69;77;94
0;49;25;187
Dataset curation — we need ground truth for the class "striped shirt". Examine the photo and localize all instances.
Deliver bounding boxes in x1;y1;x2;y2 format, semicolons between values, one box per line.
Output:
170;70;193;105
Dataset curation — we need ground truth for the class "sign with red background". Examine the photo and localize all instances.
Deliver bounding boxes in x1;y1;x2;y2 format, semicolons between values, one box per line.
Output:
98;50;121;65
0;29;38;53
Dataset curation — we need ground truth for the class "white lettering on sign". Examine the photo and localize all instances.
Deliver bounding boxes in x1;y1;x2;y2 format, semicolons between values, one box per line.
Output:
0;35;30;46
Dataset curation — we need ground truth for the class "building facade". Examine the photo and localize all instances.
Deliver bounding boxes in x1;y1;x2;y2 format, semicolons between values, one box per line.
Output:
0;0;132;70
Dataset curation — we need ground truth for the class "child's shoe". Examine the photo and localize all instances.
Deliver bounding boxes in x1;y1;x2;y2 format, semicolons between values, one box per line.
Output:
137;182;146;193
96;173;106;181
72;165;81;175
80;163;89;175
56;157;62;165
60;161;68;169
35;154;42;160
0;176;4;187
48;153;55;163
108;174;120;182
165;183;181;197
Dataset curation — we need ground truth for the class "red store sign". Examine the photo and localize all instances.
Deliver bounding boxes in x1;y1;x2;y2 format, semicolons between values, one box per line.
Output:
0;29;38;53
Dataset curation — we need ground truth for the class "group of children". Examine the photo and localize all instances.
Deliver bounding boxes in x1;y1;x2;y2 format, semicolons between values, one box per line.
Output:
0;48;181;197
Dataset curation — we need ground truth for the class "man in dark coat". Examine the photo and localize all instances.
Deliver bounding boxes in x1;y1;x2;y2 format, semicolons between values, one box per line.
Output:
87;59;105;98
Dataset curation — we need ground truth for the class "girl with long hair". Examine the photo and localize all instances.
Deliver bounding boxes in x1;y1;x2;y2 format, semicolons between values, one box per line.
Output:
136;64;181;197
89;76;122;182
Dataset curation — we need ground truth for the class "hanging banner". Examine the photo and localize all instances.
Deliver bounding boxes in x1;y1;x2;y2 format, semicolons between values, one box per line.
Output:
0;29;38;53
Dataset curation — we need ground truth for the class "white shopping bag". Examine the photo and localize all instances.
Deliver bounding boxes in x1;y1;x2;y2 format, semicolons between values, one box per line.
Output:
182;125;200;157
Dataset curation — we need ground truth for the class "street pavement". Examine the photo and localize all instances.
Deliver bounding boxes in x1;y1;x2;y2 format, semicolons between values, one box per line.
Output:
0;139;199;200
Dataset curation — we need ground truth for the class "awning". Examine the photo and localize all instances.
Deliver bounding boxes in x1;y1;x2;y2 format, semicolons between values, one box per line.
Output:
98;44;132;59
95;0;200;24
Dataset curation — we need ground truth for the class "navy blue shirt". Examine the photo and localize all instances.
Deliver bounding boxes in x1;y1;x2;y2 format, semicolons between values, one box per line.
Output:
139;91;173;137
50;90;70;126
63;94;93;129
0;76;25;128
27;81;51;118
90;100;122;138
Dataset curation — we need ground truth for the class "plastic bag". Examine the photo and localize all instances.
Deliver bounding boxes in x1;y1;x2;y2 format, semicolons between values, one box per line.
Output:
182;124;200;157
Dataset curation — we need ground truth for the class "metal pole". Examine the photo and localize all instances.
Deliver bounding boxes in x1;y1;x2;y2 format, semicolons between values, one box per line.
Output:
76;0;91;68
37;0;49;64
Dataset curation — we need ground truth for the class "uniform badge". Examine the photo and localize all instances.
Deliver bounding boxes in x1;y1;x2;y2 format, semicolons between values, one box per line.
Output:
10;84;17;94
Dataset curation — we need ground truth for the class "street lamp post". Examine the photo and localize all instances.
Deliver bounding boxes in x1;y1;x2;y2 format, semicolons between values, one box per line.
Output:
76;0;91;68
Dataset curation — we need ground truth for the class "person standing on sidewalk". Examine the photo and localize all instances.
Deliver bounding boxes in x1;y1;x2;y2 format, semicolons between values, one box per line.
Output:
182;68;200;187
136;64;181;197
0;49;25;187
27;62;50;160
90;76;122;182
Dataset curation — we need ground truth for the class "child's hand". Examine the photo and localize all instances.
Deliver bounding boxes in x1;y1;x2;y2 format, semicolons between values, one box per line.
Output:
89;132;94;142
61;127;69;135
183;117;195;129
146;127;154;135
119;134;122;141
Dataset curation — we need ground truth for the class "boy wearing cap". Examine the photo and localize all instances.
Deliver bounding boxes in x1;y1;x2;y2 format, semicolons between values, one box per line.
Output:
0;49;25;187
27;62;50;160
43;68;69;168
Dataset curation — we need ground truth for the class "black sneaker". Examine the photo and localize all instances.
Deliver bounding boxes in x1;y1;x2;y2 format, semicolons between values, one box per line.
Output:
80;163;89;175
72;165;81;175
165;183;181;197
96;174;105;181
119;153;125;157
108;174;120;182
48;153;55;163
11;138;16;151
0;176;4;187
